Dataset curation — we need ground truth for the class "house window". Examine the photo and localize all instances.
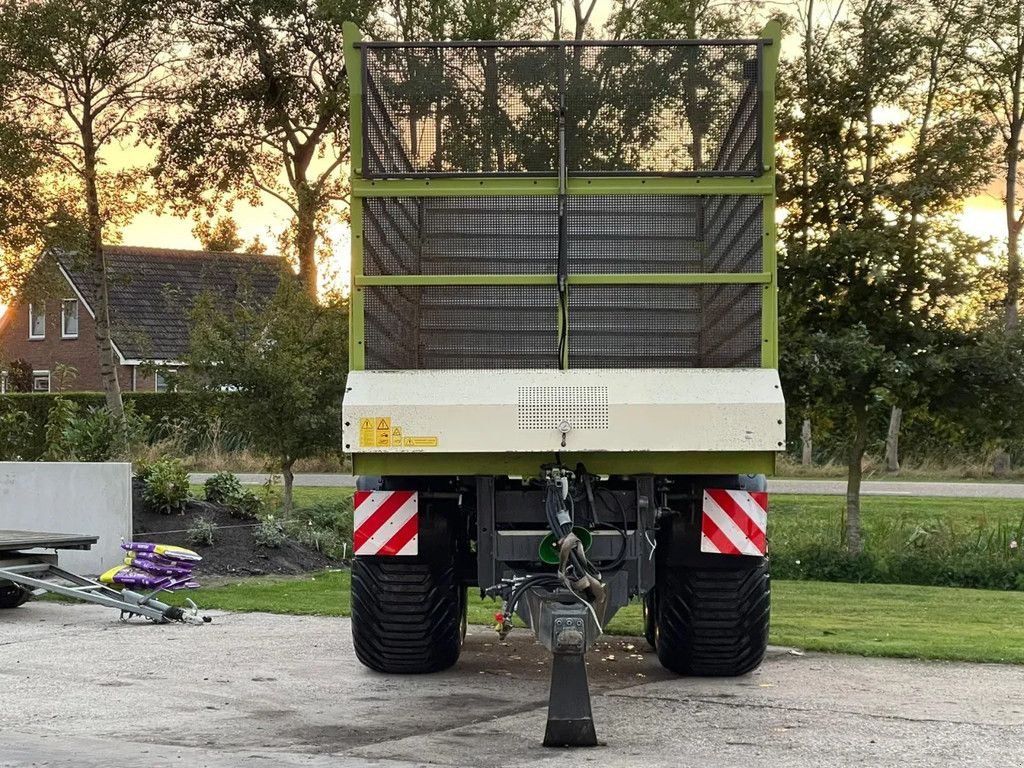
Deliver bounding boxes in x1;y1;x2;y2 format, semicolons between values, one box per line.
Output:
32;370;51;393
155;368;176;393
28;303;45;339
61;299;79;338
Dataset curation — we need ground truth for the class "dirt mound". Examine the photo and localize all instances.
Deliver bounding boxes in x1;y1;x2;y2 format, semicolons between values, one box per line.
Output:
131;480;335;577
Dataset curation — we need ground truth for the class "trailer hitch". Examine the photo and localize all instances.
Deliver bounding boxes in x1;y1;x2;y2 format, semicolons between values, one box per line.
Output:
522;587;601;747
488;467;608;747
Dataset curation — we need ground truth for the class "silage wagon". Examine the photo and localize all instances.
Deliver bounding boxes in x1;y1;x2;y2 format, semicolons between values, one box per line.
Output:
340;20;784;746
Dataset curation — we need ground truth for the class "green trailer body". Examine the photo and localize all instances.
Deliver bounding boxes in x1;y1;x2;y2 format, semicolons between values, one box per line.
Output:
340;24;784;745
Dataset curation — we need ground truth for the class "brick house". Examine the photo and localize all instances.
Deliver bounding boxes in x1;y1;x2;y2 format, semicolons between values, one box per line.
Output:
0;246;282;393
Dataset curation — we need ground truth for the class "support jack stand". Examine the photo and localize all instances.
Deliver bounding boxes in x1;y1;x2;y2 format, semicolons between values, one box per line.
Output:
523;588;601;748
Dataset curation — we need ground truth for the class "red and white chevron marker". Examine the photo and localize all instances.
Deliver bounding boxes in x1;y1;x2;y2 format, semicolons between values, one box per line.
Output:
700;489;767;557
353;490;419;556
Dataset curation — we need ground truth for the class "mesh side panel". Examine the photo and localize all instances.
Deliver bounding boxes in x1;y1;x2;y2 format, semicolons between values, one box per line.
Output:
364;197;558;276
568;196;700;273
364;285;558;370
364;198;421;275
363;285;418;369
569;284;761;368
363;45;559;176
703;196;763;273
362;42;761;177
699;284;763;367
565;44;760;174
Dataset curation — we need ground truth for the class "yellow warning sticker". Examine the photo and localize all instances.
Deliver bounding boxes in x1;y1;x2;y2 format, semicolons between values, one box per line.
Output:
357;417;437;449
375;417;391;447
404;436;439;447
359;418;375;448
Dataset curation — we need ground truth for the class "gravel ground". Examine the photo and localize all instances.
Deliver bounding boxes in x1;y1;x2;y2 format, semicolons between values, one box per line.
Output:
3;602;1023;767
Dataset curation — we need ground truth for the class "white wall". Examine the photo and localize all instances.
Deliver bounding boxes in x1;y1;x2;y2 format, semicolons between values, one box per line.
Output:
0;462;132;574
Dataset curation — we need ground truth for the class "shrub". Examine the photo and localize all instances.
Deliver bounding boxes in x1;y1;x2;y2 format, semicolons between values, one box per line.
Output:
204;471;242;505
0;408;34;460
134;461;155;483
143;457;191;515
286;499;353;559
254;516;286;548
186;516;216;547
229;489;263;520
44;396;149;461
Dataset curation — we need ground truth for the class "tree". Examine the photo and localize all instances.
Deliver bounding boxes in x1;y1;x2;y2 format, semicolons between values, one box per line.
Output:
193;216;245;252
779;0;994;551
154;0;376;299
186;280;348;513
0;0;178;429
972;3;1024;331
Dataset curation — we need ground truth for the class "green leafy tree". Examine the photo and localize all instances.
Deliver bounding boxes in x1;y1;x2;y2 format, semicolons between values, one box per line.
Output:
779;0;994;551
154;0;376;299
193;216;245;253
971;2;1024;331
185;280;348;513
0;0;178;432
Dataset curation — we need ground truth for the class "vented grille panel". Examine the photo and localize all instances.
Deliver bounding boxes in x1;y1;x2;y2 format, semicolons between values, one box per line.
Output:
362;42;761;177
364;285;558;370
364;197;557;275
517;386;610;430
569;284;761;368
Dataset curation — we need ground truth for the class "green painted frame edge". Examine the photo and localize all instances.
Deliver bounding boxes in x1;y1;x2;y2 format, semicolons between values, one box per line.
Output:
343;23;366;370
353;175;774;198
354;272;772;286
353;450;777;477
760;19;781;368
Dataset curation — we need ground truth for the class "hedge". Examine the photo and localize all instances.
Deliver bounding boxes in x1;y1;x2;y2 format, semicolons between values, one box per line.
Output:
0;392;247;459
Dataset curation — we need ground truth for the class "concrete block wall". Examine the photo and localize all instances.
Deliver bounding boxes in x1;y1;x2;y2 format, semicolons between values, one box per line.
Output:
0;462;132;574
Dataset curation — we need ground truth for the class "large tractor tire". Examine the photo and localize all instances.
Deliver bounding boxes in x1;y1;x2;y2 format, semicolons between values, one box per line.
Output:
0;582;32;609
654;511;770;676
351;487;467;674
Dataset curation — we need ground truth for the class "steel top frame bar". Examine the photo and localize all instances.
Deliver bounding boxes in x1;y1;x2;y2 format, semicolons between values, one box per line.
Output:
353;176;774;197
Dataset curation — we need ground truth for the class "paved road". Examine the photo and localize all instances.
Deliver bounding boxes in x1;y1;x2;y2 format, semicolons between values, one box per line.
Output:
191;472;1024;499
2;602;1023;767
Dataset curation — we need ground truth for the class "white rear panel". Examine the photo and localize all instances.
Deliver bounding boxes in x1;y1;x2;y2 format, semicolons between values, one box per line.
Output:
343;368;785;454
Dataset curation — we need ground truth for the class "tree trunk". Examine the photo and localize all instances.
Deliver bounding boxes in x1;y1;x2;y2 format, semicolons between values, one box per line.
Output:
82;118;125;440
1008;219;1020;331
1006;58;1022;332
282;459;295;517
801;417;813;467
845;404;869;554
295;185;318;299
885;405;902;473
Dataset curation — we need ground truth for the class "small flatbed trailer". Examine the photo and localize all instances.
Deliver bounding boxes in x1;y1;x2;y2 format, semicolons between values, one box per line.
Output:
0;529;201;623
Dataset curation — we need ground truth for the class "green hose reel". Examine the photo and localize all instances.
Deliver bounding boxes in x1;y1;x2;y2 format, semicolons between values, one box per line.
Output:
538;527;593;565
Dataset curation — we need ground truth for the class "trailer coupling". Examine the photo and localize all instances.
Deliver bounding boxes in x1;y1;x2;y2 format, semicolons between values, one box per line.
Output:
487;467;607;747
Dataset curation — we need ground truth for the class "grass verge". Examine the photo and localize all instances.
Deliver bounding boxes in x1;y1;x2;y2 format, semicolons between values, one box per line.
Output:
184;571;1024;665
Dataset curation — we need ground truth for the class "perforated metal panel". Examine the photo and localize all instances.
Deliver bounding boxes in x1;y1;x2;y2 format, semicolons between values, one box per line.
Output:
365;197;557;276
517;386;610;430
361;194;764;370
569;284;761;369
363;44;559;176
567;196;762;274
361;41;761;177
364;284;558;370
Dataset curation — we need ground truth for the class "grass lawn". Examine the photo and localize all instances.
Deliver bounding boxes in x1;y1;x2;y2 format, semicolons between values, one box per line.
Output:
186;570;1024;665
770;494;1024;549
